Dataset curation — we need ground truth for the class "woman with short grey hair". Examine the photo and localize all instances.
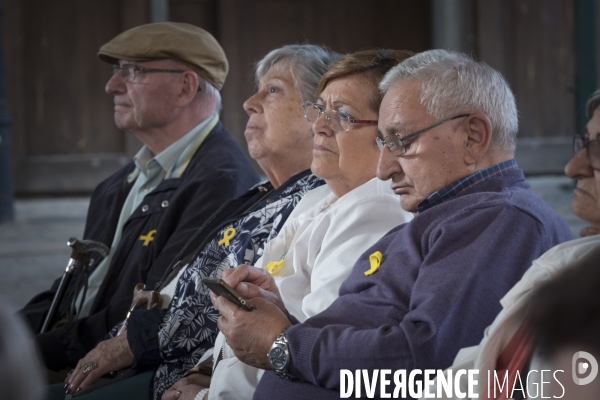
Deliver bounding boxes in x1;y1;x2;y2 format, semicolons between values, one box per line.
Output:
255;44;339;104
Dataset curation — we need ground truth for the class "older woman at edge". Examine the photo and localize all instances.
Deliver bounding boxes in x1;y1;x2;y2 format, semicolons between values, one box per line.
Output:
421;88;600;399
52;44;338;400
165;49;416;400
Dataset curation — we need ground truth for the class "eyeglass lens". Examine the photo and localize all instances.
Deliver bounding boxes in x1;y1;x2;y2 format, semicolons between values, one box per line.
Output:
574;135;600;169
304;102;348;131
112;65;139;81
376;135;404;156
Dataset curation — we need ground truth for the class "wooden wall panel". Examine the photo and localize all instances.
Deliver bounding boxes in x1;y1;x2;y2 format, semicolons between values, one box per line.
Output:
170;0;431;169
20;0;123;156
3;0;25;163
476;0;576;139
4;0;149;194
169;0;218;35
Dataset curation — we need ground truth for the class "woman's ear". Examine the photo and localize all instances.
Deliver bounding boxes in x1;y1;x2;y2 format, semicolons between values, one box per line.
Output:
463;113;493;165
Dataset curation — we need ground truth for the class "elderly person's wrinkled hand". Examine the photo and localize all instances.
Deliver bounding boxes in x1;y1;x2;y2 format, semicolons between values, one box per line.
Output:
161;373;211;400
64;330;134;394
212;295;290;369
221;264;286;313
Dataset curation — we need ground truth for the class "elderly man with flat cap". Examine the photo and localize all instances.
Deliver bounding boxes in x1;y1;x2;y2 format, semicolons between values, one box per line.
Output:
21;22;259;378
212;50;572;399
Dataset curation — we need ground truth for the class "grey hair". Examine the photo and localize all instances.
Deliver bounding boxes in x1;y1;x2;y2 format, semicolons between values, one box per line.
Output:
586;88;600;119
380;49;518;153
201;78;223;115
0;303;45;400
254;44;340;103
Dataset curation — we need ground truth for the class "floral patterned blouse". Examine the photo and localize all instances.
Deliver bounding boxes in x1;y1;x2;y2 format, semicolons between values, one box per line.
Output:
151;172;324;398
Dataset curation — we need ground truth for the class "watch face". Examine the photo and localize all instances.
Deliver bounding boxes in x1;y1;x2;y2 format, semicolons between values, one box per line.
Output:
269;346;287;370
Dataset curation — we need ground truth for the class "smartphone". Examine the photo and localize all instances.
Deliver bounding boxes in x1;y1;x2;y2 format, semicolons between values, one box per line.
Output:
202;277;253;311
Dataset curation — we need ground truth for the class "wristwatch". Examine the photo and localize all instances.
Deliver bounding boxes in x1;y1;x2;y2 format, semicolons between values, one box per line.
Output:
267;326;295;380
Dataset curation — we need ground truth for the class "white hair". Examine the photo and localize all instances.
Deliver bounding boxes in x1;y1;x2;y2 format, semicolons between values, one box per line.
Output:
380;49;518;152
201;79;222;115
254;44;340;103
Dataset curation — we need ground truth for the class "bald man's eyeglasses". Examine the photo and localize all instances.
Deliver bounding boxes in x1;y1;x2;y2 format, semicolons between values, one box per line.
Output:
573;135;600;170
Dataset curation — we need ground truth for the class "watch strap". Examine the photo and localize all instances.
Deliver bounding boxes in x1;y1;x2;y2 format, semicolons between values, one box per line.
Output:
270;326;296;380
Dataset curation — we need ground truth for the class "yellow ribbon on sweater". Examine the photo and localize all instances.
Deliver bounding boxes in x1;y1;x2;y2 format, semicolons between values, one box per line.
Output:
364;251;383;276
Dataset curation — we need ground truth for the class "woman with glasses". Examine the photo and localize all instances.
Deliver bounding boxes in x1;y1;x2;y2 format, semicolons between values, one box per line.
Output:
423;89;600;399
198;49;414;400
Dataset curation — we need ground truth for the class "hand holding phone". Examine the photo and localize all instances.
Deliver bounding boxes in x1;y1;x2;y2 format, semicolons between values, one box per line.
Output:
202;277;253;311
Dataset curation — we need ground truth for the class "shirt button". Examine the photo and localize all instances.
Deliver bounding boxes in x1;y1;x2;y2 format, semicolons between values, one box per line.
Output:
142;205;149;212
161;200;169;208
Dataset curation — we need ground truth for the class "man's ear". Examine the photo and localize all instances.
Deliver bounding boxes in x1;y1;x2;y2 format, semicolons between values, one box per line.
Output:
176;71;200;107
463;113;492;165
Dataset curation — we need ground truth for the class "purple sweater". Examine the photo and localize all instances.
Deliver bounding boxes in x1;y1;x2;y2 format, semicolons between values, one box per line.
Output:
254;169;571;399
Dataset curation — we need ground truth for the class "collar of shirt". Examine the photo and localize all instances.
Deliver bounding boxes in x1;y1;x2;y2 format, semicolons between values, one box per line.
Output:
133;113;219;179
417;159;519;213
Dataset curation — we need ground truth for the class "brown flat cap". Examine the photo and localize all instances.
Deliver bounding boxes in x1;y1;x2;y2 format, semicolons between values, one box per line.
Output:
98;22;228;90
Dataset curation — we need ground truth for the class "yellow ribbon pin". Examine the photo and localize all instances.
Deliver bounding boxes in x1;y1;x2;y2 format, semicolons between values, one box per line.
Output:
364;251;383;276
218;227;237;247
265;259;285;276
139;229;157;246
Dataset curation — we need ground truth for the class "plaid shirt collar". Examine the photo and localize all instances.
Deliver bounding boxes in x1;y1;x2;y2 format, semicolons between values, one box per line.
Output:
417;159;519;213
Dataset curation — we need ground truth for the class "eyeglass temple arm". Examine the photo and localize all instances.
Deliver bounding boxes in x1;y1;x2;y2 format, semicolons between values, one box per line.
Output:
400;113;471;142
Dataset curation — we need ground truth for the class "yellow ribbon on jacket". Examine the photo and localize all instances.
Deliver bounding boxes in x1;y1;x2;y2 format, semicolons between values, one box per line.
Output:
218;227;236;247
139;230;157;246
265;259;285;276
364;251;383;276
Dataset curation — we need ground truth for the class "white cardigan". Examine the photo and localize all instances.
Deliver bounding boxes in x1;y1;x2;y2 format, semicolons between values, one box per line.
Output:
206;177;413;400
423;235;600;399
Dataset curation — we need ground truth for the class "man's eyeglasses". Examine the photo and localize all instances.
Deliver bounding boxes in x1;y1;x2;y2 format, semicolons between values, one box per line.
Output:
112;64;186;83
573;135;600;170
303;101;378;132
376;113;470;156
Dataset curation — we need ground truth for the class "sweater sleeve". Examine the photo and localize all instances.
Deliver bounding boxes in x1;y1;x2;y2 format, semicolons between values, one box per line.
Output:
284;204;553;391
